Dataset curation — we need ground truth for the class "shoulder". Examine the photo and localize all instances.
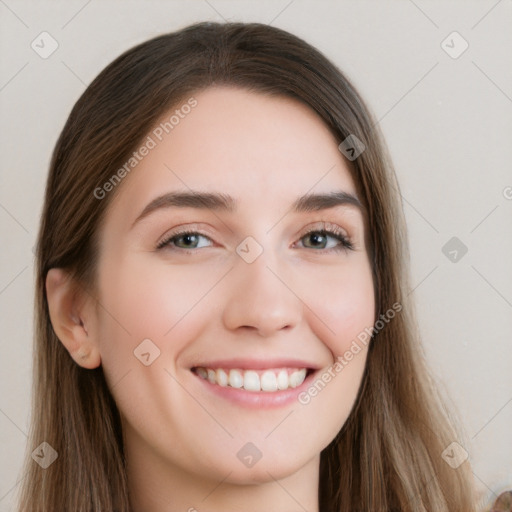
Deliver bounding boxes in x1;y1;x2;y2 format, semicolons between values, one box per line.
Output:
491;490;512;511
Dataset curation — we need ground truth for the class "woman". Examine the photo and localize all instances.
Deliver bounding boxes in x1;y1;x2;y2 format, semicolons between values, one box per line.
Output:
16;21;487;511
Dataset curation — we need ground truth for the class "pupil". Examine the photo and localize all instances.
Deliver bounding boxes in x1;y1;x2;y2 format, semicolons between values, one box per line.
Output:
311;233;324;246
183;234;196;246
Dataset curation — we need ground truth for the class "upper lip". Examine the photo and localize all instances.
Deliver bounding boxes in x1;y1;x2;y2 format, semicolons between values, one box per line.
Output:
190;358;321;371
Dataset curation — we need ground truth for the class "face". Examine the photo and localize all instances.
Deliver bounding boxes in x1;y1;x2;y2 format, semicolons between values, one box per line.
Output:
89;86;375;487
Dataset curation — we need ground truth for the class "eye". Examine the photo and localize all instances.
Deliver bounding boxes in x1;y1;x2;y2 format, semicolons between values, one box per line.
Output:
156;230;212;251
156;222;354;254
296;222;353;253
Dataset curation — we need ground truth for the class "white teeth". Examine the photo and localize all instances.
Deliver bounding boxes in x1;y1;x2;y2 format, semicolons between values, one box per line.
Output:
289;369;307;388
243;371;260;391
216;369;228;387
207;369;216;384
228;369;243;389
196;367;208;380
277;369;288;390
260;371;278;392
195;366;309;392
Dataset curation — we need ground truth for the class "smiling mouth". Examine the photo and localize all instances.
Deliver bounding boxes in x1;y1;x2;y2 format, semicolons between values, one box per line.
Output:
191;366;314;392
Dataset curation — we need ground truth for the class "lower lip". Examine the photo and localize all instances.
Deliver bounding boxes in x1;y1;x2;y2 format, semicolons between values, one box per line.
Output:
191;370;317;409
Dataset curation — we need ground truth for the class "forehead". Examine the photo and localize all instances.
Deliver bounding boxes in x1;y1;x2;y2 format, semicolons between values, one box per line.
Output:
105;85;358;223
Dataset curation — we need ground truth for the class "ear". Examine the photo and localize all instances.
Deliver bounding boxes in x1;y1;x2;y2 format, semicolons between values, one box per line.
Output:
46;268;101;369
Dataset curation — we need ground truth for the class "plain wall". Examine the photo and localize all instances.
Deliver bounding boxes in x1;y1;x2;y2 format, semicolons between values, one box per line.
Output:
1;1;511;510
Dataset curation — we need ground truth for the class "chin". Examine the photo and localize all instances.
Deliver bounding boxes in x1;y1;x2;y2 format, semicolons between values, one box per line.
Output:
212;452;317;486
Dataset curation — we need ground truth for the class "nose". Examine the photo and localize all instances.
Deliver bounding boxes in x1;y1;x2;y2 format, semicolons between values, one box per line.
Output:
221;244;303;338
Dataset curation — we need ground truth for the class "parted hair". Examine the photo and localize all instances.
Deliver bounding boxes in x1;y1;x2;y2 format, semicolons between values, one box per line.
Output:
17;21;477;511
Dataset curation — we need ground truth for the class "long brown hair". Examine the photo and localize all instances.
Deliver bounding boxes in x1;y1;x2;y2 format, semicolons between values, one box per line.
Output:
17;21;478;511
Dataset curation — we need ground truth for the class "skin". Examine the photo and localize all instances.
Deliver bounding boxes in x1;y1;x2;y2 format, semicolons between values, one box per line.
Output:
47;85;376;512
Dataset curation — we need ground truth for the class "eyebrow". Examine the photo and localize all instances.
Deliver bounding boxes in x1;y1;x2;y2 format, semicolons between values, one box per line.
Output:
131;189;364;228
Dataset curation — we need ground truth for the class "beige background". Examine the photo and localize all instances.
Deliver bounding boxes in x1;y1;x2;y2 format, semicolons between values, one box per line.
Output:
1;1;511;510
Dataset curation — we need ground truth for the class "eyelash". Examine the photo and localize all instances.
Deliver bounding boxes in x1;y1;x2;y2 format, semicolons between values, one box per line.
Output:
156;222;354;254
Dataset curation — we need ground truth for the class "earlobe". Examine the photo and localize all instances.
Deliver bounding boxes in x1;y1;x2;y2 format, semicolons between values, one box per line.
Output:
45;268;101;369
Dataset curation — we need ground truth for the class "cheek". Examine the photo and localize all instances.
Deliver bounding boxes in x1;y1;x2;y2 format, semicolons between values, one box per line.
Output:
91;257;225;442
295;259;374;425
100;257;210;328
93;256;225;377
302;257;375;357
94;250;374;387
